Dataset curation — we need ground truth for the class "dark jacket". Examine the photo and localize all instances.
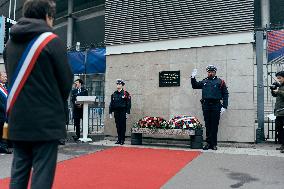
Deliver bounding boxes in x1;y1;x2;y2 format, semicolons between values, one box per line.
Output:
191;76;229;108
71;87;88;119
3;18;73;141
0;83;7;123
272;85;284;116
109;89;131;114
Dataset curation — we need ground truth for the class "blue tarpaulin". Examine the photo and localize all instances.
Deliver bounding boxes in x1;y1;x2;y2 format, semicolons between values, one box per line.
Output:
67;48;106;74
267;30;284;63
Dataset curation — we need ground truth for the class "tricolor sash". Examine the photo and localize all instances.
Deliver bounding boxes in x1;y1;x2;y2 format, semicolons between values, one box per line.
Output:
6;32;57;114
0;84;8;99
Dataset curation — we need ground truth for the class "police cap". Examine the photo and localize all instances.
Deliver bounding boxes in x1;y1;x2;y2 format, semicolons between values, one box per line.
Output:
206;65;217;72
116;79;125;86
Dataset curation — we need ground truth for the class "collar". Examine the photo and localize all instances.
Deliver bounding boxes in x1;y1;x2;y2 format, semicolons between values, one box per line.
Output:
206;76;217;80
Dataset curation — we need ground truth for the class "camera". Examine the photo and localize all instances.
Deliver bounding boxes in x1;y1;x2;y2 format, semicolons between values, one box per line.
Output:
270;82;281;90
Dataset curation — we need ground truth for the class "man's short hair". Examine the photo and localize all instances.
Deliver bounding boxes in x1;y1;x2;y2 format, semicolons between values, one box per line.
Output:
23;0;56;20
75;79;84;85
276;71;284;77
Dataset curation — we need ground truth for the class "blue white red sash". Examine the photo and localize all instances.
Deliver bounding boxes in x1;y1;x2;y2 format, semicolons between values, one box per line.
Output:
0;84;8;99
6;32;57;114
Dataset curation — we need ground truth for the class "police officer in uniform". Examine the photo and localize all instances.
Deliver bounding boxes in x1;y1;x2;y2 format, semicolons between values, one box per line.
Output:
71;79;88;141
109;79;131;145
191;65;229;150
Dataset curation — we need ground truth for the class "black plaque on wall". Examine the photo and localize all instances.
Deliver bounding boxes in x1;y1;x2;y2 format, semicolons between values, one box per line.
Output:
159;71;180;87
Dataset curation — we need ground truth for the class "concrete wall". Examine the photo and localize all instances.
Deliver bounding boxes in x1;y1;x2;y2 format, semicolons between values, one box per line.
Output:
104;43;255;142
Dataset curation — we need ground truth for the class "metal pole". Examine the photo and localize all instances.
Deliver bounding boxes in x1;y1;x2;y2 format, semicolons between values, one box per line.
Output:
8;0;11;18
256;30;265;143
84;49;88;86
13;0;16;20
261;0;270;28
67;0;74;48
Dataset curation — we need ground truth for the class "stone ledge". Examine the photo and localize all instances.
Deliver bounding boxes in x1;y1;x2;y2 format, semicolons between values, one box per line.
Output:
131;128;195;136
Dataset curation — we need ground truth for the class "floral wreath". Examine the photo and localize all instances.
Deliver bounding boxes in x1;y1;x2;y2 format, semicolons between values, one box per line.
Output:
133;115;202;130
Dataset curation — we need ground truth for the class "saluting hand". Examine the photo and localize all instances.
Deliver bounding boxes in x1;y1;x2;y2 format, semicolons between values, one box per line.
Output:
220;107;226;115
191;69;198;78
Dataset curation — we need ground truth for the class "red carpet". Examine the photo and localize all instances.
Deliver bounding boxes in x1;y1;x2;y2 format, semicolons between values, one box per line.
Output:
1;147;201;189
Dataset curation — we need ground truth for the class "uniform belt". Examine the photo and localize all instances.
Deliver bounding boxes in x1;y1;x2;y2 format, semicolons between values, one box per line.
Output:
202;99;220;103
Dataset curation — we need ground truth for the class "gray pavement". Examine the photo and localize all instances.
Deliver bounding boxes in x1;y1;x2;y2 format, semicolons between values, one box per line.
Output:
0;142;110;179
162;153;284;189
1;140;284;189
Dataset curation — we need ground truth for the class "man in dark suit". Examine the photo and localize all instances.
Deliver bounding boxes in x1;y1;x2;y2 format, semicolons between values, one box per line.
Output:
0;71;12;154
71;79;88;141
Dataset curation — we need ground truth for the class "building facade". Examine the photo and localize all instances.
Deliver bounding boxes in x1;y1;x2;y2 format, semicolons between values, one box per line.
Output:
104;0;256;142
0;0;105;62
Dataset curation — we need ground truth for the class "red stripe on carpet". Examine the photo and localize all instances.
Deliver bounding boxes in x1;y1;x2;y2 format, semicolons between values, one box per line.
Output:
1;147;201;189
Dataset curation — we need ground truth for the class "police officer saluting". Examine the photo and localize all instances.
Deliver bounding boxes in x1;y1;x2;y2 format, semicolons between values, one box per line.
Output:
109;79;131;145
191;65;229;150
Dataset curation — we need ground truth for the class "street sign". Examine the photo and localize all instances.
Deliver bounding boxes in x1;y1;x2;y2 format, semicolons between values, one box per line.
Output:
0;16;16;54
0;16;5;54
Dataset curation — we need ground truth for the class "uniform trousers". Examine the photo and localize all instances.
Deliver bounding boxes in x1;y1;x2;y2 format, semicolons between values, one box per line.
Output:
275;116;284;145
10;140;58;189
114;109;127;143
203;109;220;146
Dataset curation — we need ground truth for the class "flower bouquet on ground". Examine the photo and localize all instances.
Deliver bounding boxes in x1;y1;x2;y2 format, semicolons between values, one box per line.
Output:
168;115;202;130
133;116;169;129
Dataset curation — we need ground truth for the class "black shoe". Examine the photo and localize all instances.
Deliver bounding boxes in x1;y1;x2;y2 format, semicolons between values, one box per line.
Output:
203;144;211;150
276;145;284;150
0;147;12;154
211;146;217;150
58;139;66;145
115;141;120;144
72;136;79;142
120;142;125;145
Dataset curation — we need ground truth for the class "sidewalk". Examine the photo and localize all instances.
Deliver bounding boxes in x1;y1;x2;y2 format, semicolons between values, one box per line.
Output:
1;139;284;189
91;139;284;158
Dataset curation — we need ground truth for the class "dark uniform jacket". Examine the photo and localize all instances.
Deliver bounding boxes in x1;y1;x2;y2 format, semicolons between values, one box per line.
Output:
3;18;73;141
0;83;7;123
71;87;88;119
272;85;284;116
109;90;131;114
191;76;229;109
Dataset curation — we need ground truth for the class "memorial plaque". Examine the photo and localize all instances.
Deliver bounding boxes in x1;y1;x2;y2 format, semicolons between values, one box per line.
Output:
159;71;180;87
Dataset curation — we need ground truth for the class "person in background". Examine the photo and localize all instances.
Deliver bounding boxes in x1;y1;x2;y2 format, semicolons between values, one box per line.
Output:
71;79;88;142
4;0;73;188
0;71;12;154
271;71;284;153
191;65;229;150
109;79;131;145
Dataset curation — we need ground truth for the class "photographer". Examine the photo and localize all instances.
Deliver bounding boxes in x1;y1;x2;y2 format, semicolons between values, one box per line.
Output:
271;71;284;153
